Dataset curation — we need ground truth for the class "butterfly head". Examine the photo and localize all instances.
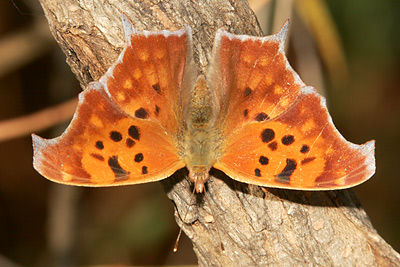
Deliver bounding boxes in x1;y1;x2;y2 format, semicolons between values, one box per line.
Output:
188;165;211;193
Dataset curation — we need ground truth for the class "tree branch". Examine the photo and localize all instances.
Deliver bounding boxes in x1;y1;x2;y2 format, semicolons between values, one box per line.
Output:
38;0;400;265
0;99;77;142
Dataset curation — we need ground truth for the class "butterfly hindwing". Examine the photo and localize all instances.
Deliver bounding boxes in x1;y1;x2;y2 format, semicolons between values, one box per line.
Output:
214;86;375;190
32;84;185;186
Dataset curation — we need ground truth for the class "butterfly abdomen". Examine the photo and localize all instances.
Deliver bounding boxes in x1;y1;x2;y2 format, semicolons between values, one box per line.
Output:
184;129;215;192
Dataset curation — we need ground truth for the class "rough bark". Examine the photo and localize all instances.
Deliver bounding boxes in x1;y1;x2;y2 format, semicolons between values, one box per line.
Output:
38;0;400;266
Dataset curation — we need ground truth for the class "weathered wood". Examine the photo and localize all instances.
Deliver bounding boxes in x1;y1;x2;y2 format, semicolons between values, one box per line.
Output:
38;0;400;266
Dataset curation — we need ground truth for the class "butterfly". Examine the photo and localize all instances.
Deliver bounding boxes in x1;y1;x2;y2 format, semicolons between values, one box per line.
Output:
32;14;375;193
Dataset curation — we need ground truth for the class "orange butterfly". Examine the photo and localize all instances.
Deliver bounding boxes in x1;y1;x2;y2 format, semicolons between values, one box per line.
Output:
32;15;375;192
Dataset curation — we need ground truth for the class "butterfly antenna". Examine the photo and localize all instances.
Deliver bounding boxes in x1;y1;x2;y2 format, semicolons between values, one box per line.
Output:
203;183;225;254
173;184;196;252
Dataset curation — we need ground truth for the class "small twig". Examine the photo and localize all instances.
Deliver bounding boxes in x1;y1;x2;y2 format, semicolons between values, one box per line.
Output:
0;98;77;142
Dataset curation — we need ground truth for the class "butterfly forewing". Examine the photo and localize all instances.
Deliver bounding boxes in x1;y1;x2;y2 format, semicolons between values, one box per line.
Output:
209;22;305;136
101;17;192;135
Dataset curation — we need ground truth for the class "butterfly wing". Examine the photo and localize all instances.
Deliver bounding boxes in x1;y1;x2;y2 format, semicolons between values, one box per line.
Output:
103;15;192;135
32;17;191;186
211;23;375;190
208;22;305;135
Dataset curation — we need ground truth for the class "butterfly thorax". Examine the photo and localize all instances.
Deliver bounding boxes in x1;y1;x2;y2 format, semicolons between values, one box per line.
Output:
184;75;217;192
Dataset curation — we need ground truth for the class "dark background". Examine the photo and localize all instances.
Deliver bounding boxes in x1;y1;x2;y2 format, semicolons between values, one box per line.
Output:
0;0;398;266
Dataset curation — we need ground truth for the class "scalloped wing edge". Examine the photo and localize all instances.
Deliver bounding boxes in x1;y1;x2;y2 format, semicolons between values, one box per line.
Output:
299;86;376;188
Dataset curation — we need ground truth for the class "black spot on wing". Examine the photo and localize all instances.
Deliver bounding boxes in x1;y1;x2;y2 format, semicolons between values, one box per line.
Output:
261;128;275;143
282;135;295;145
128;125;140;140
155;105;160;115
244;87;253;97
95;141;104;150
152;83;161;94
134;153;144;163
254;112;269;122
110;131;123;142
255;168;261;177
275;159;297;183
108;155;130;180
268;141;278;151
90;153;104;161
135;108;149;119
243;109;249;118
300;144;310;153
126;138;135;148
301;157;316;165
259;156;269;165
142;166;148;174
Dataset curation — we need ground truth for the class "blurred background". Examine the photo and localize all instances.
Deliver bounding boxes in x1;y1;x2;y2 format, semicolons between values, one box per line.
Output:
0;0;398;266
